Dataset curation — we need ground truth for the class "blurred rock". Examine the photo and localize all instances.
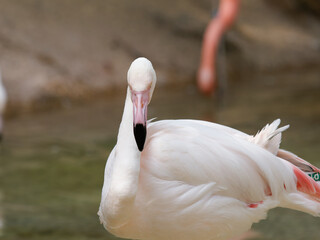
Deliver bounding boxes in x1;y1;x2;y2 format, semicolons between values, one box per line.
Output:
0;0;319;113
269;0;320;17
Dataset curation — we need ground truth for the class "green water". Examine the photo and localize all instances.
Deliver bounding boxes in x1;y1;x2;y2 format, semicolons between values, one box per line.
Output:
1;70;320;240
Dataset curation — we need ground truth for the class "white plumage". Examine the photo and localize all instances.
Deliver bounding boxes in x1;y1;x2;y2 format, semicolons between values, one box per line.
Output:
98;57;320;240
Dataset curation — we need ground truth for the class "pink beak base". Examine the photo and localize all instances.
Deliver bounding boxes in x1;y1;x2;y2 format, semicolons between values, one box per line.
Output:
131;90;149;151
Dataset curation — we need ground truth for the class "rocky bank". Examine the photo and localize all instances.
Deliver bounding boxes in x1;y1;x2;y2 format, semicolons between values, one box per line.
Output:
0;0;319;113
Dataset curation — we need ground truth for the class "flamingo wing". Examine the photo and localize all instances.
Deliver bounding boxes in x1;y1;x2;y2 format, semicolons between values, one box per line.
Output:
145;120;320;217
101;119;320;240
145;119;296;205
131;119;302;239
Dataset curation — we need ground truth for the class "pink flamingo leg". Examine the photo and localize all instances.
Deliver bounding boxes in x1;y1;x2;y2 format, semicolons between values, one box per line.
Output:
198;0;240;95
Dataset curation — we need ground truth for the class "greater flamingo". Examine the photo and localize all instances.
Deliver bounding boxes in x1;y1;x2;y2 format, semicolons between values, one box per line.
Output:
99;57;320;240
0;71;7;141
198;0;240;95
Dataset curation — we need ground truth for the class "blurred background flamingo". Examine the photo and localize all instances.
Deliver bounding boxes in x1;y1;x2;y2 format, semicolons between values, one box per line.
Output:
197;0;241;95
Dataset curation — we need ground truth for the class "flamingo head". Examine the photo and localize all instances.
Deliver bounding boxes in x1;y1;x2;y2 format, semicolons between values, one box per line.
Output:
197;66;216;96
127;57;156;151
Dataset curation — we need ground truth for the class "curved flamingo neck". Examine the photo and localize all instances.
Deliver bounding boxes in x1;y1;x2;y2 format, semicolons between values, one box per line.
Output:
101;87;141;228
115;87;141;188
117;88;137;150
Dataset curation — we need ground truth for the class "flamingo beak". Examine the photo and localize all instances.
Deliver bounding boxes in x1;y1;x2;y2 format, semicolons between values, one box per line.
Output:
131;90;149;151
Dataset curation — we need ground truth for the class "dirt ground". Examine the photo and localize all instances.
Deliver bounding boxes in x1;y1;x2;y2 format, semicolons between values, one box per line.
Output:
0;0;319;113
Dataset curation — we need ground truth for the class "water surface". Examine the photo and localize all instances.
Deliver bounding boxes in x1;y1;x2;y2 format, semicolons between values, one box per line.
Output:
1;69;320;240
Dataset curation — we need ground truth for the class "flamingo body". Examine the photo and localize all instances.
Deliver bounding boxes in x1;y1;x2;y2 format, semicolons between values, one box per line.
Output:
99;58;320;240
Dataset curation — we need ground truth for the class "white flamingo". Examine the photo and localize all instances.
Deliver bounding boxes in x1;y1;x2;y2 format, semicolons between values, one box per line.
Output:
98;57;320;240
0;71;7;141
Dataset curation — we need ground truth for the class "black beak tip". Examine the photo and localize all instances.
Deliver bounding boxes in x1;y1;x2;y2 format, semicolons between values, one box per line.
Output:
134;124;146;152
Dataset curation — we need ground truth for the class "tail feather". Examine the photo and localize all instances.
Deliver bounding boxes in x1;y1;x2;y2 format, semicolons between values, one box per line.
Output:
254;120;320;215
280;165;320;216
250;119;289;155
281;192;320;217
